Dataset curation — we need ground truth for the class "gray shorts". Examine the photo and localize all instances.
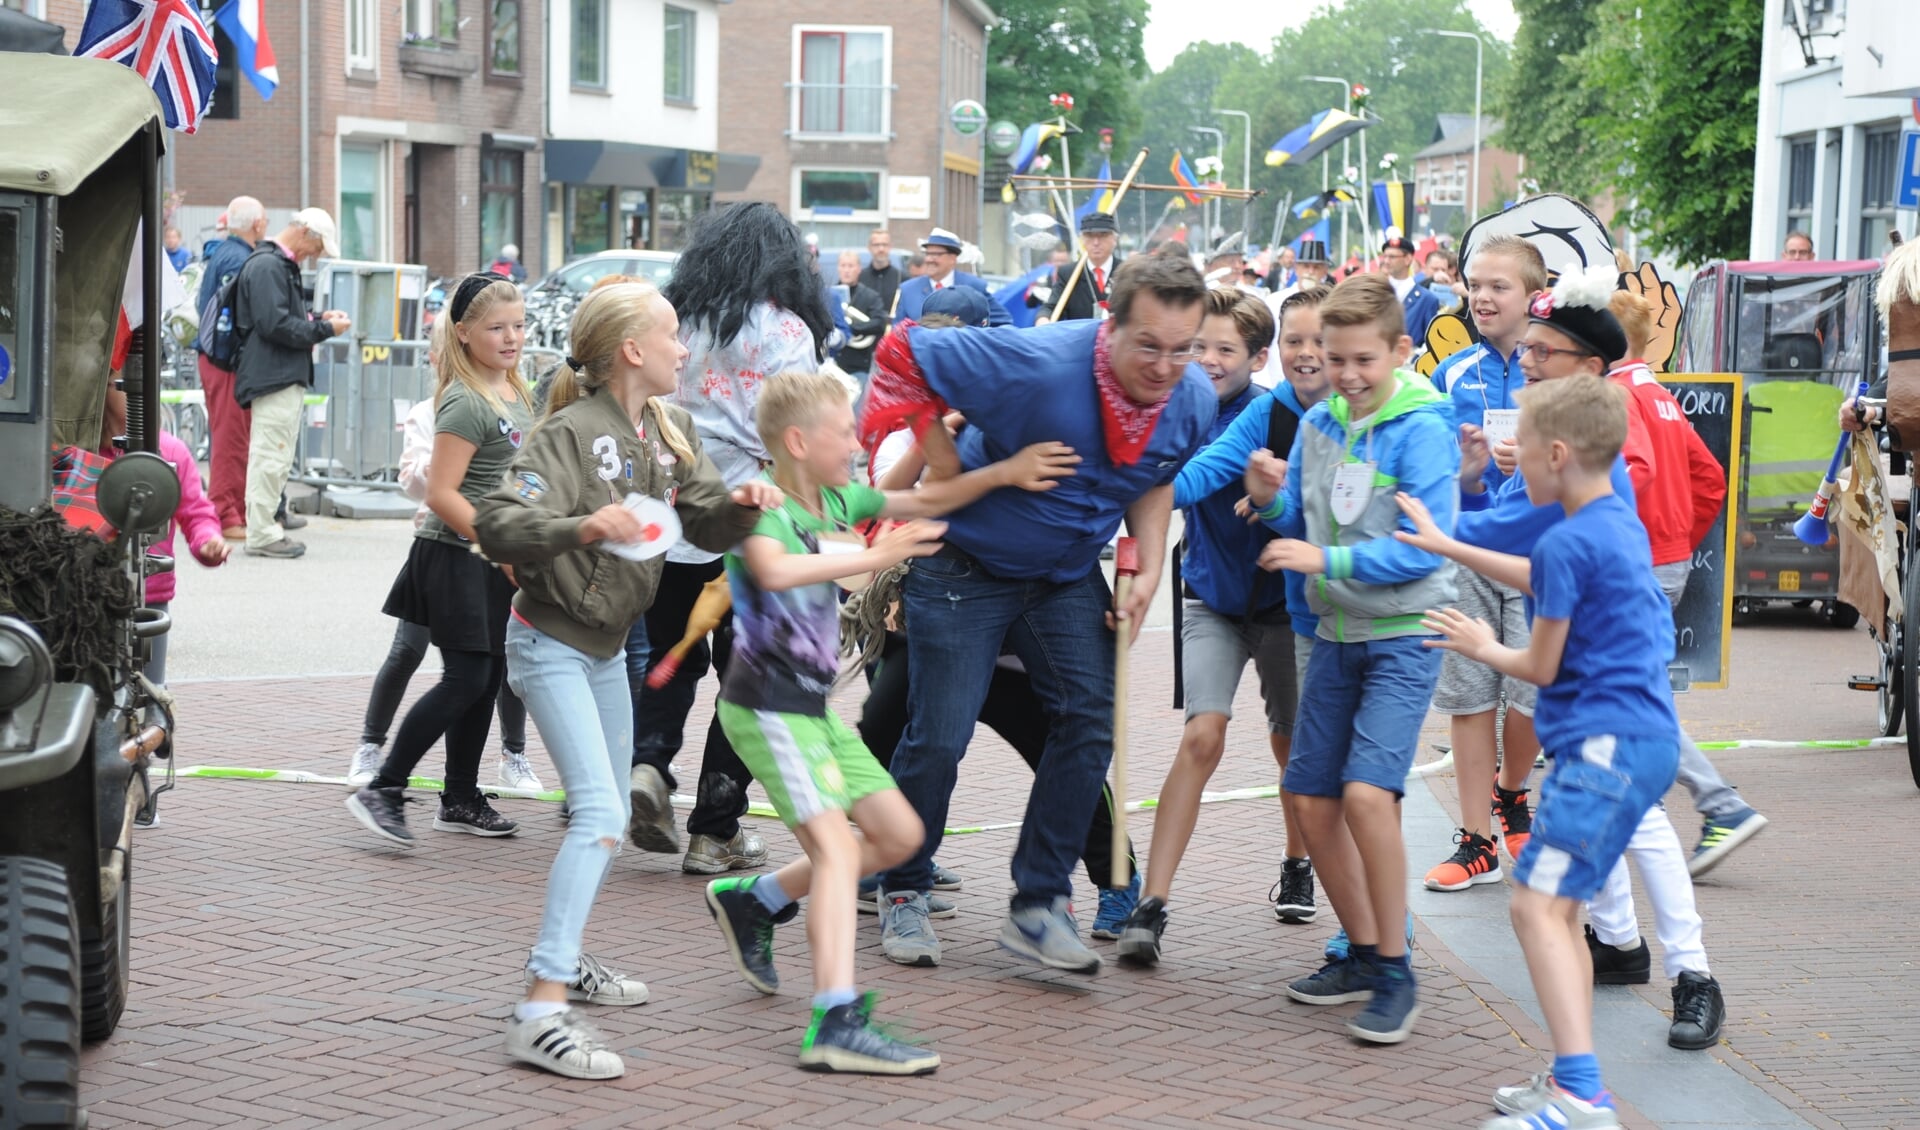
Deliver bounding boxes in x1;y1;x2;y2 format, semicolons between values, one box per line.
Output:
1294;631;1315;691
1181;600;1297;735
1433;569;1537;716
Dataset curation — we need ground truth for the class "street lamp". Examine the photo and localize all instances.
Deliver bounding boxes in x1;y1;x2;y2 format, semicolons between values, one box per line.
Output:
1421;28;1484;220
1217;108;1252;194
1192;125;1224;241
1302;75;1351;258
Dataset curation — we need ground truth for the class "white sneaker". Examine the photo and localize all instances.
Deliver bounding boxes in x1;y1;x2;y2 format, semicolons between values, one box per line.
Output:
347;742;383;788
504;1008;625;1080
525;951;649;1006
496;749;543;792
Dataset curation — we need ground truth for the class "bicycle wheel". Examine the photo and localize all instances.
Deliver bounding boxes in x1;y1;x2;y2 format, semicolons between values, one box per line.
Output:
1879;614;1904;736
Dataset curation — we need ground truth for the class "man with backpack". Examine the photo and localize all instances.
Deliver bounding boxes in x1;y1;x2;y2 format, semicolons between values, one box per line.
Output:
230;207;351;559
196;195;268;538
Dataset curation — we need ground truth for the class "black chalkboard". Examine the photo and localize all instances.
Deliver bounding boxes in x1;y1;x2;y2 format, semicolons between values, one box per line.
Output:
1659;375;1743;690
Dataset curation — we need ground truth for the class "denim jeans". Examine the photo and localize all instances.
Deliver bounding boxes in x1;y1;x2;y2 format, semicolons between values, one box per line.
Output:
505;619;632;984
880;553;1115;908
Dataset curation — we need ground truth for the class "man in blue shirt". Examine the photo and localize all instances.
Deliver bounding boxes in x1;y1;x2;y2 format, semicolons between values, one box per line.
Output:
891;228;1011;326
867;256;1217;974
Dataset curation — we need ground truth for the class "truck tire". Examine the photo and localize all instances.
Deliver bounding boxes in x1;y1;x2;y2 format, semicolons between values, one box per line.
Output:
79;849;130;1044
0;856;82;1130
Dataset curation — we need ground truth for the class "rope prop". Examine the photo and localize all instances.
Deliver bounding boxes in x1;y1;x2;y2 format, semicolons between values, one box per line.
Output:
0;505;137;697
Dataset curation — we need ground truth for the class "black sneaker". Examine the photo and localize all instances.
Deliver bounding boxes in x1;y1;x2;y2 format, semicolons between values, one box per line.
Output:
1270;857;1317;923
345;786;414;846
1585;924;1651;985
1494;786;1533;860
799;996;939;1075
1668;970;1725;1049
705;876;797;994
1115;895;1169;966
433;794;518;837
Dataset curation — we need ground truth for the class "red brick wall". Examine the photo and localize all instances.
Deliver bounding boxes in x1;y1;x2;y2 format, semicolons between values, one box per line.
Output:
716;0;990;245
44;0;545;278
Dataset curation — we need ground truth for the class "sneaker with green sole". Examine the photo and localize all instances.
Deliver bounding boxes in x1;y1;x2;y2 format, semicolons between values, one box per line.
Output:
799;994;939;1075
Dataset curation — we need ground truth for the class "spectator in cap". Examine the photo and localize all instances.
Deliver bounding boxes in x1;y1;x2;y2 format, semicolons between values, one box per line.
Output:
921;281;993;327
488;243;527;283
1380;233;1442;346
1031;212;1123;324
891;227;1009;326
230;206;351;558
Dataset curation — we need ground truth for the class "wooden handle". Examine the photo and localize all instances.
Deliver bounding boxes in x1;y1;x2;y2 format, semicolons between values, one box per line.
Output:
1110;571;1134;890
1051;146;1152;324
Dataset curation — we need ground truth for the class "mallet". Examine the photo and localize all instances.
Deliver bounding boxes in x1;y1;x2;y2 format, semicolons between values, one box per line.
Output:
1110;536;1139;889
645;574;732;689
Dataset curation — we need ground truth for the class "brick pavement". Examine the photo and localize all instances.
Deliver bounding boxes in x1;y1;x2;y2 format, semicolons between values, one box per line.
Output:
80;615;1904;1128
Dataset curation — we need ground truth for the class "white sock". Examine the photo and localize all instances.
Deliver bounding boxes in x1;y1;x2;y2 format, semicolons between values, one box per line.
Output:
514;1000;570;1023
1614;937;1643;952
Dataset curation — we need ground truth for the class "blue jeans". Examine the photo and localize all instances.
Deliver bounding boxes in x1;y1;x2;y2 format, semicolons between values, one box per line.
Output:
880;553;1114;908
505;619;632;984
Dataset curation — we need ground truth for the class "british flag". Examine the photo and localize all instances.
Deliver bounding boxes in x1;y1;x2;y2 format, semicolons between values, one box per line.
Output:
75;0;219;134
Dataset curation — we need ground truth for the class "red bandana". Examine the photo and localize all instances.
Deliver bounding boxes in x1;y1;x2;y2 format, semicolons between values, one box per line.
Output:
1092;321;1168;466
857;319;948;454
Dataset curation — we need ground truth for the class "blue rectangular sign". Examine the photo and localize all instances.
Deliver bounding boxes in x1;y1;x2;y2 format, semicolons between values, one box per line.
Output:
1899;131;1920;210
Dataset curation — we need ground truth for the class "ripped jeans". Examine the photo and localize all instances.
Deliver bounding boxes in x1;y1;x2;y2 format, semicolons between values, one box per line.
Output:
505;618;632;984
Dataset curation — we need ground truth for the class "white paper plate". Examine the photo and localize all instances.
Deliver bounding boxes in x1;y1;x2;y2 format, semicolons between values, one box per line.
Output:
599;494;682;561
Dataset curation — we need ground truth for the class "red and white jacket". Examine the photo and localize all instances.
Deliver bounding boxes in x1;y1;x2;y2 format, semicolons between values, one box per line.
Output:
1608;360;1728;567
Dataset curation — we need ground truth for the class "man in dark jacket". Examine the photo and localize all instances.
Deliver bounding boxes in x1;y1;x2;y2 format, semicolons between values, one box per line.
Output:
197;195;269;537
835;249;890;379
233;207;351;558
1036;211;1122;323
857;228;902;312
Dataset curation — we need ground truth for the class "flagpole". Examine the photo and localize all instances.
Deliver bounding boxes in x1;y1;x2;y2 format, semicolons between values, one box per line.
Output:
1056;116;1077;236
1271;191;1292;253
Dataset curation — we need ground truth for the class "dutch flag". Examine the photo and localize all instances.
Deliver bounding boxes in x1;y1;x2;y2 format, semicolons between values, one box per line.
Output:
213;0;277;100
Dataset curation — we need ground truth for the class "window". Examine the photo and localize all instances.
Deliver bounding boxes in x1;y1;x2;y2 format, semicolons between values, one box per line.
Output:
208;22;240;120
404;0;457;44
480;148;523;266
1860;126;1900;257
489;0;521;75
570;186;612;254
346;0;376;71
796;28;888;137
572;0;606;88
664;6;695;103
797;169;883;213
340;142;385;260
1785;137;1815;233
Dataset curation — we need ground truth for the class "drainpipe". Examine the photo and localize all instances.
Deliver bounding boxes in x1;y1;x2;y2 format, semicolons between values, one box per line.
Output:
936;0;949;228
299;0;310;205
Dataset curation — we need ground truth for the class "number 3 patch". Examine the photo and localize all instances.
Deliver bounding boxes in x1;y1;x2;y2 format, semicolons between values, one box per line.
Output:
591;435;620;481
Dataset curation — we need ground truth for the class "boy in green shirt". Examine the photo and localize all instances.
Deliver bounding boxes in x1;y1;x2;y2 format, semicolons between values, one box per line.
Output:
704;370;1077;1073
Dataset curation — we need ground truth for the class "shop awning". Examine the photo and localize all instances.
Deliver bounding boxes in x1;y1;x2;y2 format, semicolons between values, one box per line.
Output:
545;139;759;193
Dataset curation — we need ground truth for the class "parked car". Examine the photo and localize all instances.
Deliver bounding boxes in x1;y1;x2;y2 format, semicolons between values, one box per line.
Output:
1674;257;1883;625
523;250;679;349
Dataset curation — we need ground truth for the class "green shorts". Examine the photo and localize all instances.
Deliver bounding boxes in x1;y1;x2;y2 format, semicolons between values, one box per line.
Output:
717;702;896;828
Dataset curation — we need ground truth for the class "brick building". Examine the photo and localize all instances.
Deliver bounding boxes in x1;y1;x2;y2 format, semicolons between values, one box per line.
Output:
1411;114;1523;236
27;0;544;280
714;0;995;255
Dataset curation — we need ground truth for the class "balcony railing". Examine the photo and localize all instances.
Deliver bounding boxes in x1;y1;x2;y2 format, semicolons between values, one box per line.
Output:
786;82;895;139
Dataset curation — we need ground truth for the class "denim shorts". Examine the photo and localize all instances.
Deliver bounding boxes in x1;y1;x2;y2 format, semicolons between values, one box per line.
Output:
1284;634;1444;798
1512;734;1680;901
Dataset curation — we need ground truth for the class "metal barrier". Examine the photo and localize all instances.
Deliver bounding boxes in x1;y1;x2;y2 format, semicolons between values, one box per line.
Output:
293;336;433;495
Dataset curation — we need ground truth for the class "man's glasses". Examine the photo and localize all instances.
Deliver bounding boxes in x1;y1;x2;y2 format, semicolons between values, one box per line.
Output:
1515;341;1592;364
1128;342;1202;365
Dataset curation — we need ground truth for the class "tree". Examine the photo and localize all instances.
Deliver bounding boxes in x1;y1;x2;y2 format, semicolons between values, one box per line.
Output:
985;0;1151;160
1587;0;1762;264
1495;0;1616;199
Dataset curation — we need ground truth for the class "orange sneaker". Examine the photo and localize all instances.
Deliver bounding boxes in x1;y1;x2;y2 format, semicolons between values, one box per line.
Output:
1423;829;1503;891
1494;787;1533;860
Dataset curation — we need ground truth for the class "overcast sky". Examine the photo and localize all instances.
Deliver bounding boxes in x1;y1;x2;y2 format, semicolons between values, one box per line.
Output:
1142;0;1521;71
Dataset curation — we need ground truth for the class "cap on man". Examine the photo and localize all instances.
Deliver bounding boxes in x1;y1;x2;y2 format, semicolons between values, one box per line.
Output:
891;227;1008;326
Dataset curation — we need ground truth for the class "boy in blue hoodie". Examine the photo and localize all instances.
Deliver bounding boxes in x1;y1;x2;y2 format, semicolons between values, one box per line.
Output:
1117;289;1306;966
1250;274;1459;1045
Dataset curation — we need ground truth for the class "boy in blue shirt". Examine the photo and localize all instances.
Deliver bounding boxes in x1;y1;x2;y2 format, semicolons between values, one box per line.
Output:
1397;375;1680;1130
1250;275;1460;1045
1117;288;1299;964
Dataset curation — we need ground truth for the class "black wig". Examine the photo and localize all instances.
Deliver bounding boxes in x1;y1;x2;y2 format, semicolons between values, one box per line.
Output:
662;202;832;360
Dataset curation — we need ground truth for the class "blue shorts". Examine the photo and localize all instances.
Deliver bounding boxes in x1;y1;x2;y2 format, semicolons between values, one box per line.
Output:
1284;635;1443;798
1511;734;1680;901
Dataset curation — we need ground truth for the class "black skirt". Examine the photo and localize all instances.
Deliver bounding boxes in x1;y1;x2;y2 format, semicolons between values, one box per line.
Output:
383;536;515;656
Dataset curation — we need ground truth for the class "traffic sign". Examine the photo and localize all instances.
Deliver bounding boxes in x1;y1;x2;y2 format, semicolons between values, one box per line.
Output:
1899;131;1920;210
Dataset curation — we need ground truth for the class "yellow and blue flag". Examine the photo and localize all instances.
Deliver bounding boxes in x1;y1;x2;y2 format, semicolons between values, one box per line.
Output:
1074;157;1116;224
1372;182;1417;237
1010;121;1066;176
1266;108;1369;169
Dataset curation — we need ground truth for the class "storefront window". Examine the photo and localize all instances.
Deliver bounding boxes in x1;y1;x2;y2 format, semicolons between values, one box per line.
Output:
654;191;703;252
620;189;651;249
570;186;612;255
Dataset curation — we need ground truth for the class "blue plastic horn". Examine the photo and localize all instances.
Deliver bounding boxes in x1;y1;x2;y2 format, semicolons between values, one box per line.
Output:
1794;379;1872;547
